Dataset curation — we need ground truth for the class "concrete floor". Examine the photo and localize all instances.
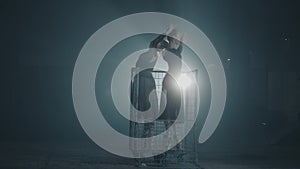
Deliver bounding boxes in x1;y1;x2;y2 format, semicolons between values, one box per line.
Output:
0;141;299;169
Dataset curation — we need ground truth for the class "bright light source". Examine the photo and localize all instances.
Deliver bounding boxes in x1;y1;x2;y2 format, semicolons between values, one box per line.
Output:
177;73;193;89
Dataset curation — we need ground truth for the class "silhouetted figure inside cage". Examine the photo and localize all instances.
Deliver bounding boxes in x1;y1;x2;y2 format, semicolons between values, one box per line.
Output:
130;31;169;138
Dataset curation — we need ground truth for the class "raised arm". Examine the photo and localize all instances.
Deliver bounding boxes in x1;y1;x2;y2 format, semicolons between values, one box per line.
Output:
149;24;174;48
175;32;187;55
149;34;166;48
176;41;183;54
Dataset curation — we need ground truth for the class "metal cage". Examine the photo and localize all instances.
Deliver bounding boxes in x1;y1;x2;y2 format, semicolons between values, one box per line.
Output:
129;68;199;167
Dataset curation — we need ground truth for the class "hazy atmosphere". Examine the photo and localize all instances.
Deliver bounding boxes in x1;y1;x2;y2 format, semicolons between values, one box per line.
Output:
1;0;300;168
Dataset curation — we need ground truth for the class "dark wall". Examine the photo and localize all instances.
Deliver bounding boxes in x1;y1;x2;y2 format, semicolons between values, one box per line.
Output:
1;0;300;152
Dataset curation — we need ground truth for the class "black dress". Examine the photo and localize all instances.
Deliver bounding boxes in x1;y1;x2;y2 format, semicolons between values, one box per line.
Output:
159;44;183;122
131;34;166;111
130;34;166;137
